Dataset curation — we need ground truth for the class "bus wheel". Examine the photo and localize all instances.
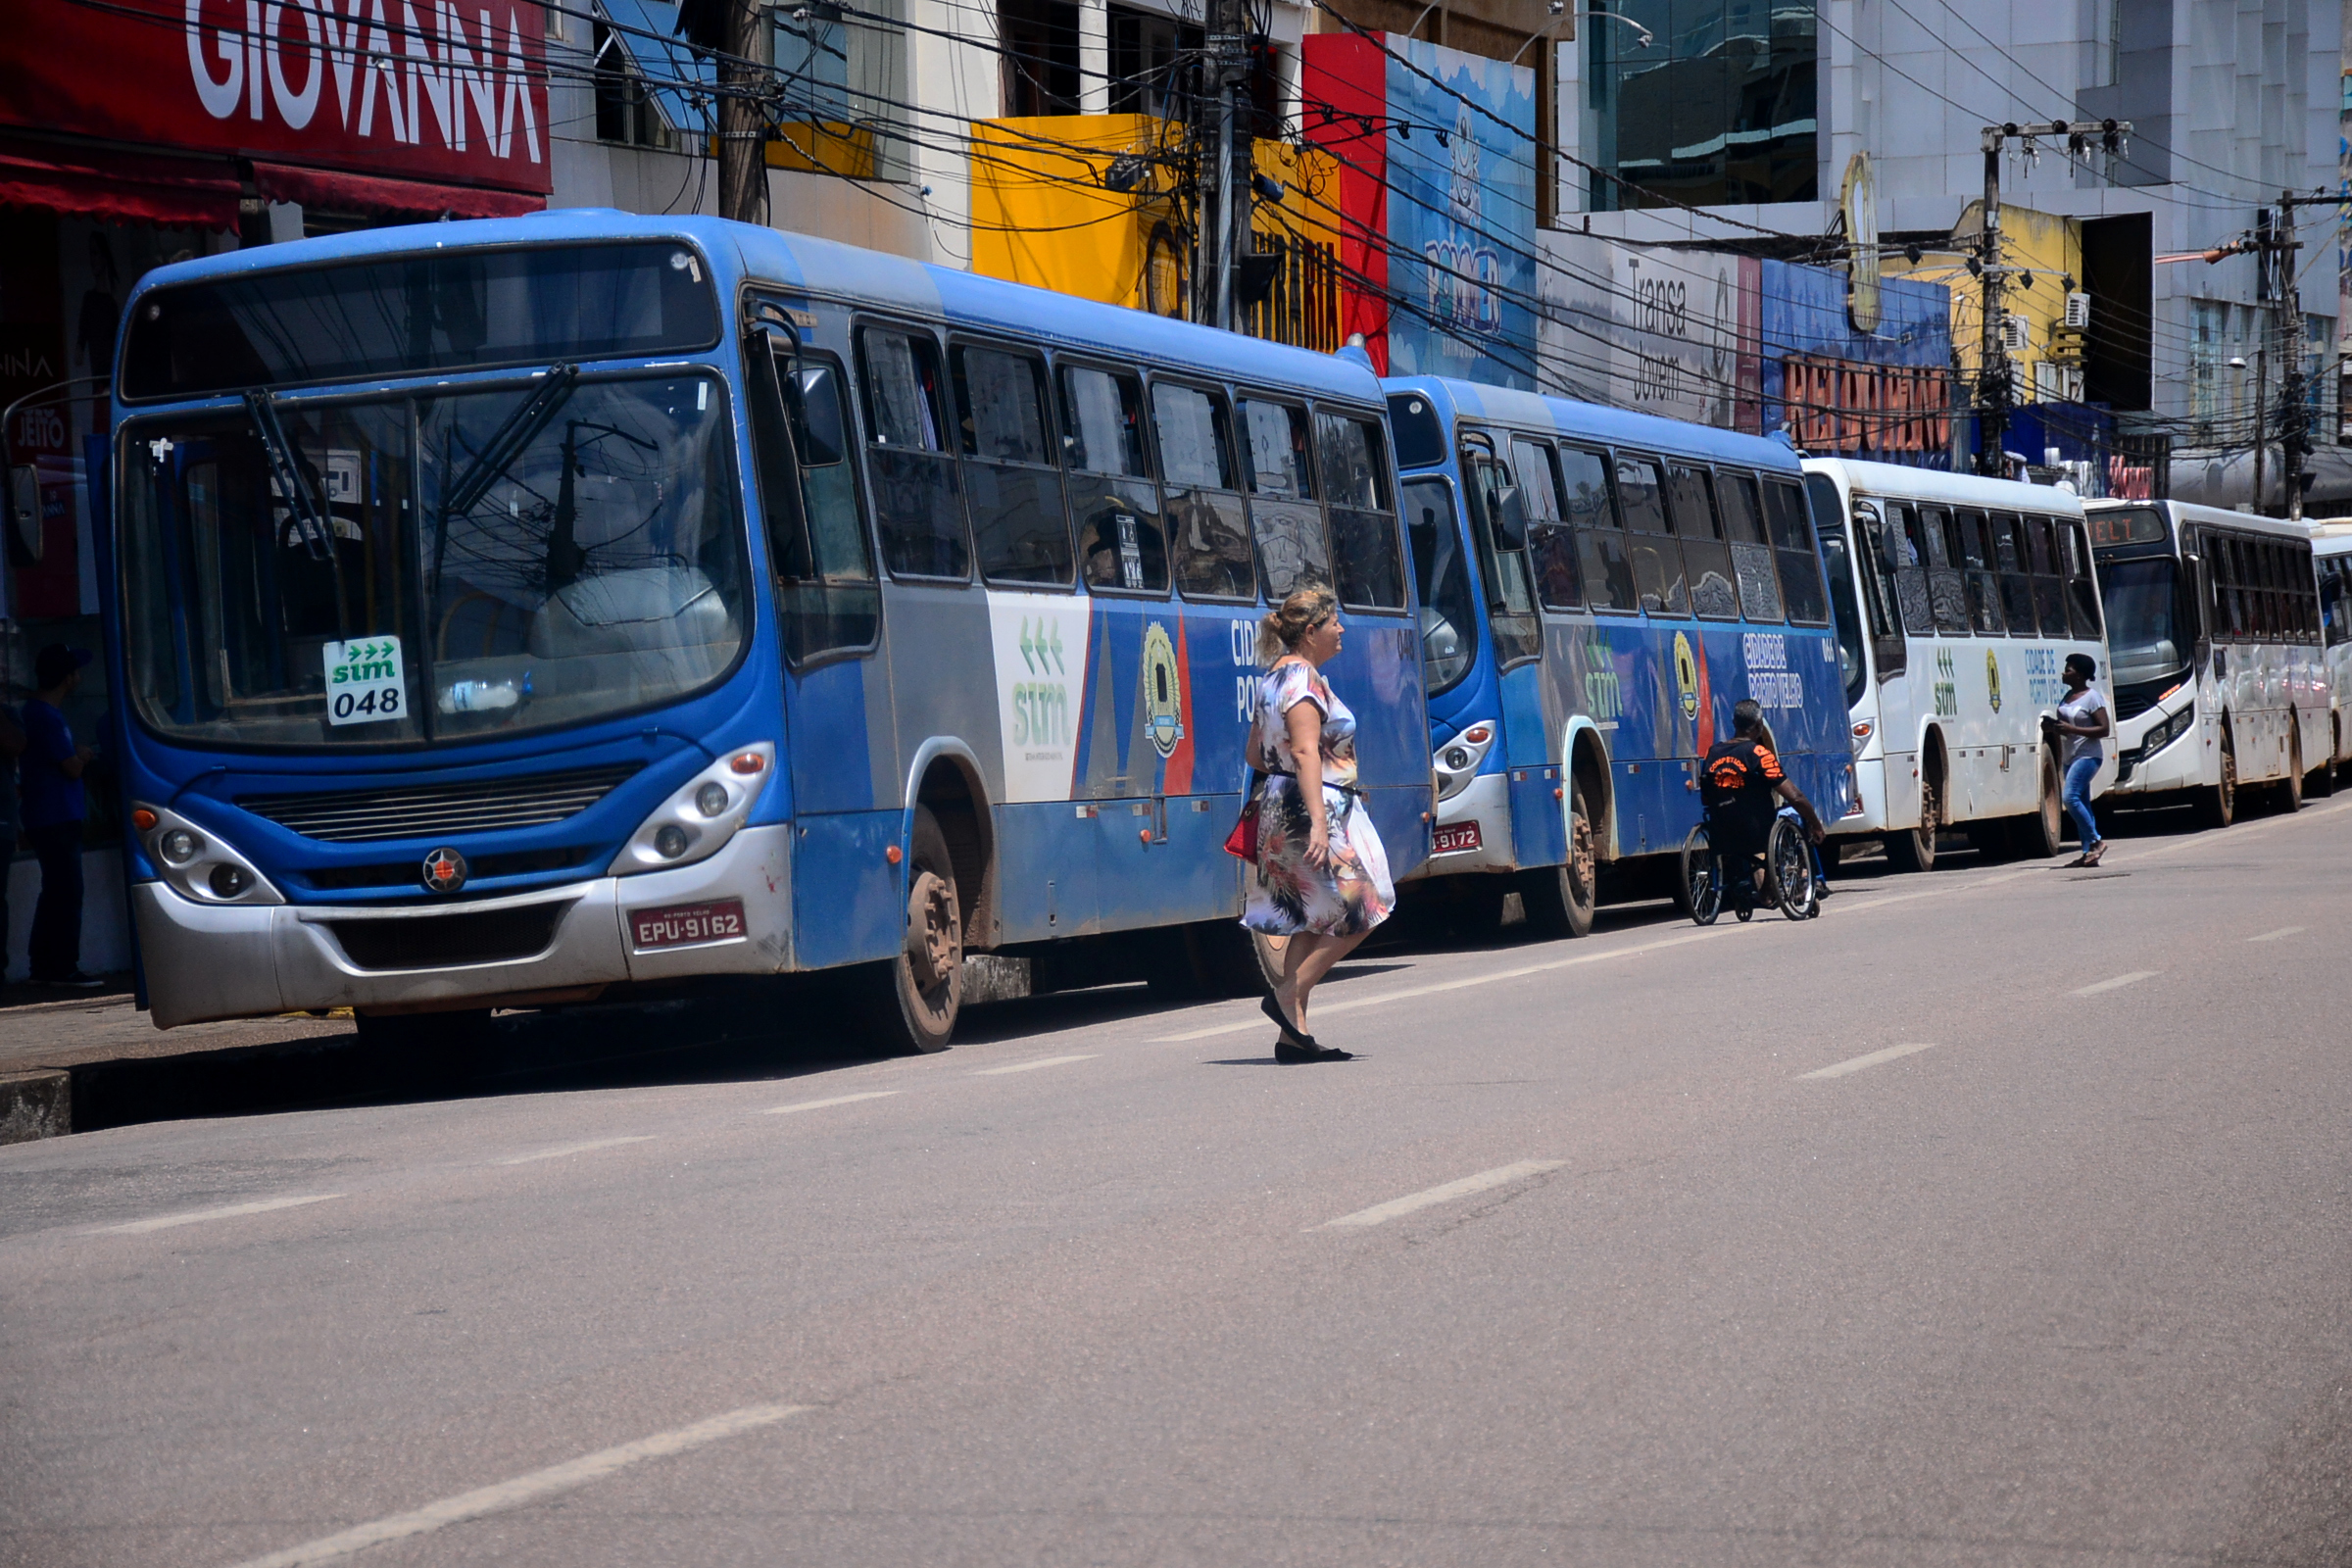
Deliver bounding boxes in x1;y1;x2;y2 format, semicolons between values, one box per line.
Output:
1884;767;1939;873
1521;779;1597;939
2279;728;2304;812
2012;750;2064;858
2196;728;2236;830
865;806;961;1054
2315;721;2340;798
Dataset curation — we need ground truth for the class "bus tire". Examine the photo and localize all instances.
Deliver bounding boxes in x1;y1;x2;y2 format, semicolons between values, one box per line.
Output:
2195;725;2237;830
2278;727;2304;813
2012;749;2064;859
1520;775;1597;939
862;806;961;1054
1883;758;1939;873
2314;719;2340;798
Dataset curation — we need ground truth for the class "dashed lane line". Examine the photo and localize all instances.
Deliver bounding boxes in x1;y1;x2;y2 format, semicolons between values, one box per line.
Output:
972;1054;1099;1076
1156;927;1725;1043
496;1137;654;1165
2073;970;2158;997
2247;925;2306;943
1314;1160;1566;1230
220;1403;809;1568
759;1090;903;1115
95;1194;344;1235
1798;1042;1936;1080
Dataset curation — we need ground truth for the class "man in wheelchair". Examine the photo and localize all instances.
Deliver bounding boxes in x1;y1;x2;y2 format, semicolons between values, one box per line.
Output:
1695;700;1828;922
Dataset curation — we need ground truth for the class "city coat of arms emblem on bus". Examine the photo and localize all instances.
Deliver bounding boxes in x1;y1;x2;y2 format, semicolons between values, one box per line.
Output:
1673;632;1699;721
1985;649;2002;712
1142;622;1185;759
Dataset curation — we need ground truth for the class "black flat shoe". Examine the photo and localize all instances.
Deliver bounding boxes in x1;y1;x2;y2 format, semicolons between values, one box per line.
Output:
1275;1038;1354;1064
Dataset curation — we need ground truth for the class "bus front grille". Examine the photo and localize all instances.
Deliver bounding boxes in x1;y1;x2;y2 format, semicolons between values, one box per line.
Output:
325;901;574;970
239;764;642;843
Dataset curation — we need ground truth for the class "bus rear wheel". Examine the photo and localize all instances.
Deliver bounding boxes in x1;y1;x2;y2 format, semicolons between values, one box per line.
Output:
2311;719;2339;798
1520;777;1597;939
862;806;961;1054
1883;767;1939;873
2195;728;2236;830
2278;728;2304;813
2011;749;2064;859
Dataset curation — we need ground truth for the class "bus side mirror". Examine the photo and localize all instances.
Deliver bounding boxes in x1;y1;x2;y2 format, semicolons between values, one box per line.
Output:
2183;551;2212;662
8;465;41;564
1494;484;1531;550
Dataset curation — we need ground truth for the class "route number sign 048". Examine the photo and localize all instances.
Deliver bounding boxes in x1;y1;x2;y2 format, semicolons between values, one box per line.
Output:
322;636;406;725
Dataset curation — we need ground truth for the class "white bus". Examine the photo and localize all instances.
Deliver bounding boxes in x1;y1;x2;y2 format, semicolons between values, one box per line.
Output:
2314;525;2352;791
1802;460;2113;869
2086;501;2334;823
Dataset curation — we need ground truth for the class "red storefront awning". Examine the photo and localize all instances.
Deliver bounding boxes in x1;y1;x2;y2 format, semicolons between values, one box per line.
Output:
252;164;545;221
0;137;241;230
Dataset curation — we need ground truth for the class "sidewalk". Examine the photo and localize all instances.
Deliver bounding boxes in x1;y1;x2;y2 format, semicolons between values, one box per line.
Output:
0;979;348;1144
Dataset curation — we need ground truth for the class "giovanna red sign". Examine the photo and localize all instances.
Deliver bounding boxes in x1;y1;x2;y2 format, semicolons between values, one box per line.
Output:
2;0;551;195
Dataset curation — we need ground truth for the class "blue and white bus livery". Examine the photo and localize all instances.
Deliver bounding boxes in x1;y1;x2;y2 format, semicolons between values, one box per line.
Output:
109;212;1431;1052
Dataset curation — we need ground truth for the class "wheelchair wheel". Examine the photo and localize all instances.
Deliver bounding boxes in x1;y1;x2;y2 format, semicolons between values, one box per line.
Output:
1681;825;1720;926
1768;816;1817;921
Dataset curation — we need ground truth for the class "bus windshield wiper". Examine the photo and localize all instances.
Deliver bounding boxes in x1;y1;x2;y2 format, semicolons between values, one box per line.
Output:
244;388;348;638
442;363;580;520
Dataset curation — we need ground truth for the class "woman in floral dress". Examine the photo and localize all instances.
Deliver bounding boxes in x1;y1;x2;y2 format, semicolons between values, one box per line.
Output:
1244;586;1394;1062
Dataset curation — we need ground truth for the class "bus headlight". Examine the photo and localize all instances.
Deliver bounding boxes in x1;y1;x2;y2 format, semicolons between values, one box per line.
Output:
613;744;774;875
134;803;284;906
2141;702;2193;758
1433;720;1497;803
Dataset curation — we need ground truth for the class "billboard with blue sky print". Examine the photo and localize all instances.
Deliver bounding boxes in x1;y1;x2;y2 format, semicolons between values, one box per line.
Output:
1384;38;1537;391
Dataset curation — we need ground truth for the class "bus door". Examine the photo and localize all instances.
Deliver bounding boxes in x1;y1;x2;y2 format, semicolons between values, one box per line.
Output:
745;310;900;969
1854;498;1919;764
1458;433;1557;868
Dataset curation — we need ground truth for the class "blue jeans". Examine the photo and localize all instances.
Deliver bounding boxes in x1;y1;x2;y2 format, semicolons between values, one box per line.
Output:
2063;756;2102;850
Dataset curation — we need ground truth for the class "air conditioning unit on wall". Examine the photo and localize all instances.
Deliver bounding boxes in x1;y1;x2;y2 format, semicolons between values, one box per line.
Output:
2064;291;2091;329
2001;314;2033;355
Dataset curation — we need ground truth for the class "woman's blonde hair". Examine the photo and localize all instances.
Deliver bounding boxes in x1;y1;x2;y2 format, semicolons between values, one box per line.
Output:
1256;584;1339;665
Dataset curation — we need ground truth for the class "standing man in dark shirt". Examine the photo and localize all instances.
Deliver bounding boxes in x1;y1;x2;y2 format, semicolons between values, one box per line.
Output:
23;644;100;988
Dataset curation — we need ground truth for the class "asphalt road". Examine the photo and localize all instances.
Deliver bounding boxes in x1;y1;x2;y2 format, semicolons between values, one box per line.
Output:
4;795;2350;1568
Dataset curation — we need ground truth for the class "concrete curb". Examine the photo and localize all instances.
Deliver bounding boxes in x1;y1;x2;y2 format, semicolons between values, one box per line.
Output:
0;1069;70;1144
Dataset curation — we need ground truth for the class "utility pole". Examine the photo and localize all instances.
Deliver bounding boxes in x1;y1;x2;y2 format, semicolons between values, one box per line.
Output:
2255;203;2274;515
1197;0;1251;331
716;0;769;225
1973;120;2131;478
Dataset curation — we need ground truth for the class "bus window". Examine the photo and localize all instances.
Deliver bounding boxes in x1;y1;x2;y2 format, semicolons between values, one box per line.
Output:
2059;519;2101;640
1989;514;2037;637
1524;439;1584;610
1060;365;1167;595
1887;503;1933;635
1388;390;1447;470
1848;500;1905;675
1152;382;1253;601
2323;562;2347;648
1239;398;1331;598
2205;532;2238;640
1568;447;1635;612
953;344;1071;586
748;333;879;664
1403;475;1474;691
2297;544;2321;641
1668;466;1738;620
1721;471;1781;622
1460;439;1542;664
1918;505;1970;634
1763;478;1829;625
1954;510;2005;635
1318;413;1404;610
1817;521;1869;709
2017;515;2059;637
1616;455;1689;616
858;326;968;580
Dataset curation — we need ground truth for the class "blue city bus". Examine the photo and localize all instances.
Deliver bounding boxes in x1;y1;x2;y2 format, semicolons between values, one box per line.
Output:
106;210;1430;1052
1381;377;1855;930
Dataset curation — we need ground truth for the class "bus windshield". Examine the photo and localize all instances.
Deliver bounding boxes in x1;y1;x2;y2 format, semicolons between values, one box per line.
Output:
122;370;748;749
2096;556;2185;688
1403;475;1475;693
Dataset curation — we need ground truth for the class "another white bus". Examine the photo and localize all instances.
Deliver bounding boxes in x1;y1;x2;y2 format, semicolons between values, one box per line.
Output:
1802;460;2113;869
2085;502;2334;823
2314;525;2352;790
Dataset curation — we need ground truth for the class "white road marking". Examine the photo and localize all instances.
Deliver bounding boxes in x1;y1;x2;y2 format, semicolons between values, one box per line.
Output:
2073;970;2158;997
759;1090;902;1115
1159;927;1724;1042
1798;1042;1936;1080
495;1137;654;1165
1316;1159;1565;1230
95;1193;343;1236
972;1054;1099;1076
2246;925;2305;943
221;1403;808;1568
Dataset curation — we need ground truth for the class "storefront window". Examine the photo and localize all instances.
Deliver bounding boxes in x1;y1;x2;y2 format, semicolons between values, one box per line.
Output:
1587;0;1817;209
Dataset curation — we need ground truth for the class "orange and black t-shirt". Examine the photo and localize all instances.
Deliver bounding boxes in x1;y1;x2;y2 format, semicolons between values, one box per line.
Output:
1701;737;1784;849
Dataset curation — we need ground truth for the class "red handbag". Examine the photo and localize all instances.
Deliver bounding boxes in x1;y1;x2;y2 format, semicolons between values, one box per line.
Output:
1223;770;1267;861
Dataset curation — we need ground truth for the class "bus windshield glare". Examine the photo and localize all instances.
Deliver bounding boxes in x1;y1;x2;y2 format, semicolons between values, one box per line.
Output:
122;371;748;748
2096;556;2184;688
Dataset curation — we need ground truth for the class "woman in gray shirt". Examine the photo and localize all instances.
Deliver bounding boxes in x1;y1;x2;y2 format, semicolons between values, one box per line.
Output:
2048;653;2113;867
